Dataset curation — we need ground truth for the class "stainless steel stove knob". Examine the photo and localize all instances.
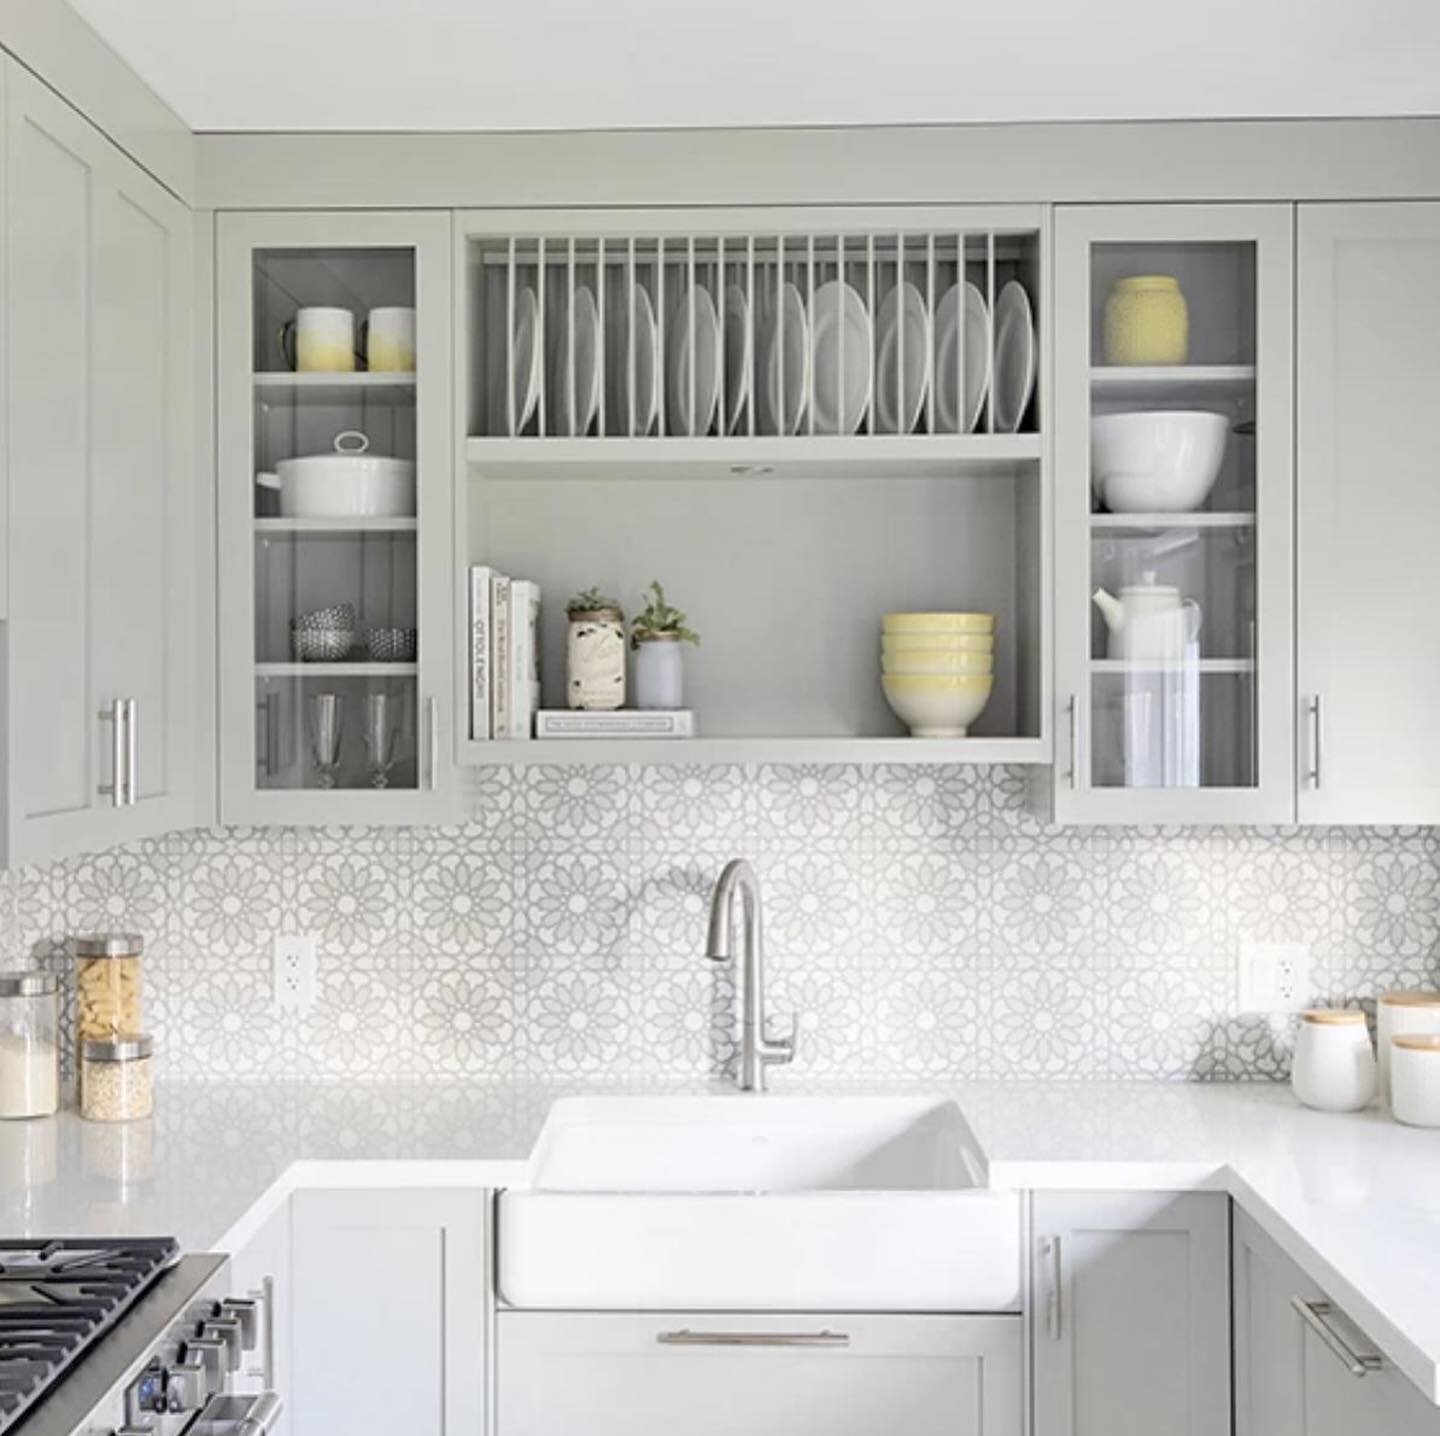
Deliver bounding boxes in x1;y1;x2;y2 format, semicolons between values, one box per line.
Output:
220;1296;260;1351
202;1316;245;1372
184;1336;227;1395
164;1358;209;1414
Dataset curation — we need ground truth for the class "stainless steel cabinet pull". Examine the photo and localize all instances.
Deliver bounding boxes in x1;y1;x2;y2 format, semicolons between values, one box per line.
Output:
425;696;438;791
1066;695;1080;790
656;1329;849;1349
98;701;124;806
124;698;138;806
1291;1297;1382;1377
1041;1235;1063;1339
1306;695;1323;789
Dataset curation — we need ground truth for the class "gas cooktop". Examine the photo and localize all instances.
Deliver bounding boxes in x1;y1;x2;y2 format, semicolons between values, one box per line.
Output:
0;1238;179;1433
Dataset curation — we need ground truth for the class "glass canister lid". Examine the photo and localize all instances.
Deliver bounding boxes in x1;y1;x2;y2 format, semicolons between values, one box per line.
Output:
0;972;58;997
73;934;144;957
81;1033;154;1062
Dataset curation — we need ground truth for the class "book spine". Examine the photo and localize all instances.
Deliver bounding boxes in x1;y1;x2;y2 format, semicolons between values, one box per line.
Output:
491;575;512;738
510;581;538;740
468;566;492;741
535;710;696;738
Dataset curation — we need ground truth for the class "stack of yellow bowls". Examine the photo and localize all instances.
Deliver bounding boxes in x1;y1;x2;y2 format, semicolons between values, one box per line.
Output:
881;613;995;737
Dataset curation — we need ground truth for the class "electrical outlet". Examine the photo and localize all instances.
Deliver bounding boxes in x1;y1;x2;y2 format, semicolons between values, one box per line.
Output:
273;934;318;1013
1238;941;1311;1014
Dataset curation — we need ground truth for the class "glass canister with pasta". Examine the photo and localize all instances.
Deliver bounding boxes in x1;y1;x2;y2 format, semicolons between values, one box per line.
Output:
72;933;144;1046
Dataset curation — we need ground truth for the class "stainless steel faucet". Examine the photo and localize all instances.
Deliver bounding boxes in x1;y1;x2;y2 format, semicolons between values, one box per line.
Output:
705;859;796;1092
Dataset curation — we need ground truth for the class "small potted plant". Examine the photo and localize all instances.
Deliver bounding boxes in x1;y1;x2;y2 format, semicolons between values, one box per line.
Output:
630;580;700;710
565;587;626;710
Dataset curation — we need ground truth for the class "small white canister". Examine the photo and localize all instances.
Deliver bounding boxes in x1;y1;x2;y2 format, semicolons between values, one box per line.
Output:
1291;1009;1376;1113
566;607;626;711
1390;1034;1440;1128
1376;990;1440;1100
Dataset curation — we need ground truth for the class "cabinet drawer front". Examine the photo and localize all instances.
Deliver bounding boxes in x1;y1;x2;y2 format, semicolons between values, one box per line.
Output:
497;1311;1021;1436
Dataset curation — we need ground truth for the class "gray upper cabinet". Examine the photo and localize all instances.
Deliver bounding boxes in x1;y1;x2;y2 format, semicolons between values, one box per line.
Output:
216;210;455;825
1052;203;1295;825
2;58;199;869
1297;203;1440;824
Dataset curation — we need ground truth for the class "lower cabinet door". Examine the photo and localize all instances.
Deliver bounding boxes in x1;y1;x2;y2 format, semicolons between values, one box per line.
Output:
497;1312;1021;1436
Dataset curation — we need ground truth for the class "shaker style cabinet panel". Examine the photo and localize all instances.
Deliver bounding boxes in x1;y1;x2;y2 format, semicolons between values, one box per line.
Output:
1297;203;1440;824
1051;205;1294;824
2;58;198;868
1031;1192;1230;1436
216;210;456;824
497;1311;1022;1436
1234;1207;1440;1436
289;1188;487;1436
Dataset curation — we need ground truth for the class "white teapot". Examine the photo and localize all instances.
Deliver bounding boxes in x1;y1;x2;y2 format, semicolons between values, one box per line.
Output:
1092;572;1202;661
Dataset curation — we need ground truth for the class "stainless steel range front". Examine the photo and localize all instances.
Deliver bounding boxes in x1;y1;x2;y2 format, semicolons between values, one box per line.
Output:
0;1240;280;1436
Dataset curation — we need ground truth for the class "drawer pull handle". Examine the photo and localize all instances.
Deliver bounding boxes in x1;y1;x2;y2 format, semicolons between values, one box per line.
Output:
656;1329;849;1349
1291;1297;1382;1377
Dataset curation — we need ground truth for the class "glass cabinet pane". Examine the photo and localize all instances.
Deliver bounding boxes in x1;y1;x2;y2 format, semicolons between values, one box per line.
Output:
250;245;421;793
1086;238;1259;791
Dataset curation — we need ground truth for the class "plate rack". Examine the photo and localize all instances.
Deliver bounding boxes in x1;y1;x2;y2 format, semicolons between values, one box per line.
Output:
470;225;1041;442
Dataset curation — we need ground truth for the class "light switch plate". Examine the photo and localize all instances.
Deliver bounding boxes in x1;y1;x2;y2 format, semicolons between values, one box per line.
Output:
1238;941;1311;1014
273;934;318;1013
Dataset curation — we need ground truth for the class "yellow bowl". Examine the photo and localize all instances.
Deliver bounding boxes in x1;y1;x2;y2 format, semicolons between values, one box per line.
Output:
883;631;993;654
884;650;993;676
882;673;993;738
883;612;995;635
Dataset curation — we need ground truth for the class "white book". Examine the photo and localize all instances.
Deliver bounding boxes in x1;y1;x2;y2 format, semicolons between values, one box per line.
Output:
491;574;512;738
509;580;541;740
536;709;696;739
468;566;492;741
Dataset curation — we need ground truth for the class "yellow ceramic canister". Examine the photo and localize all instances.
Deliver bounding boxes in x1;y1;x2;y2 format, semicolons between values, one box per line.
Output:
1102;275;1189;365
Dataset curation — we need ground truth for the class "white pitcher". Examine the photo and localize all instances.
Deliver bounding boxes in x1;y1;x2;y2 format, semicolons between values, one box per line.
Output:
1092;573;1202;662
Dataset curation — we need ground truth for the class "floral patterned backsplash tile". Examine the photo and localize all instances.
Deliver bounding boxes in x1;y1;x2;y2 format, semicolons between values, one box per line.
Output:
1;765;1435;1083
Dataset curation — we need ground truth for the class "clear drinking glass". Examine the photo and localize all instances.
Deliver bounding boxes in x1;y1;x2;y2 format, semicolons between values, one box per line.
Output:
308;692;344;789
363;693;400;788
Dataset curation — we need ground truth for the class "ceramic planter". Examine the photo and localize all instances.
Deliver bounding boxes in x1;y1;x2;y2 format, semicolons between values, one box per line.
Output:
566;608;626;710
633;635;684;710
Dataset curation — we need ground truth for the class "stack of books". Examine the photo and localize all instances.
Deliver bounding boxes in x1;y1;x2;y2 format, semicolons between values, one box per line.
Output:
468;566;541;740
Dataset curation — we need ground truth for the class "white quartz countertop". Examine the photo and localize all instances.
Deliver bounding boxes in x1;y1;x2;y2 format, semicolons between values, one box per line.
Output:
4;1079;1438;1401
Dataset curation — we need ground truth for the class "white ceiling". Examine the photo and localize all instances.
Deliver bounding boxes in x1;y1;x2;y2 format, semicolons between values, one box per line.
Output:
68;0;1440;133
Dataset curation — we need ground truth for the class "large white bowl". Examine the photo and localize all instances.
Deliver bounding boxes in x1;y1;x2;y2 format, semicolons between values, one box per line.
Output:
1090;410;1229;513
882;674;993;738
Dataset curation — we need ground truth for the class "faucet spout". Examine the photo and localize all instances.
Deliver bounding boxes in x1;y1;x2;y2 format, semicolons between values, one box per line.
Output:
705;859;795;1093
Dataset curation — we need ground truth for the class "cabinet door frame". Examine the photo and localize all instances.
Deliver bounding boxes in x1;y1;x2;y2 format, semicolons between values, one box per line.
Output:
1031;1190;1230;1436
1296;200;1440;824
1051;203;1295;824
216;208;456;825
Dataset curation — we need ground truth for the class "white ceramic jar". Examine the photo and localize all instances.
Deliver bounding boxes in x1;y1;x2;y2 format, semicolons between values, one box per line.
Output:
1390;1034;1440;1128
633;636;684;710
566;607;626;710
1291;1009;1376;1113
1376;990;1440;1100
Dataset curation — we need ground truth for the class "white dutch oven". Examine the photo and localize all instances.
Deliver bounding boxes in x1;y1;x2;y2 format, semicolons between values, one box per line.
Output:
256;431;415;518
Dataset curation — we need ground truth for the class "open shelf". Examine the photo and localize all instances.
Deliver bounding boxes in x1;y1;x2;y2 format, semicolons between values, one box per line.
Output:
256;662;418;678
255;518;418;535
465;434;1040;481
460;734;1051;767
1090;364;1255;402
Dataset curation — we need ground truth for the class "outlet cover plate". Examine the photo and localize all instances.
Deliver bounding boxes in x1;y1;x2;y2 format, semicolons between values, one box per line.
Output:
1238;940;1311;1014
273;934;318;1013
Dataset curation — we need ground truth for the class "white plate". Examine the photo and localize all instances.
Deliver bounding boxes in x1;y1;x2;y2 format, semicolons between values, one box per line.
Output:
603;279;659;437
810;279;873;435
758;282;809;436
935;282;992;434
547;283;600;437
993;280;1036;434
507;287;541;435
666;284;722;437
723;283;752;435
875;282;931;433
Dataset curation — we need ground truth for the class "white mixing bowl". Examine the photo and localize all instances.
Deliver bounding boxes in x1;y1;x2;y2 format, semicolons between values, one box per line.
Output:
1090;410;1229;513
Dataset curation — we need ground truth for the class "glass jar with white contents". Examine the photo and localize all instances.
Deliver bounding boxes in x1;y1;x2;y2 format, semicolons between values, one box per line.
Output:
0;973;60;1119
79;1034;154;1122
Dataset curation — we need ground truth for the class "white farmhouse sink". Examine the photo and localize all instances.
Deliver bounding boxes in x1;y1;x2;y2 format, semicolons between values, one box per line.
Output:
498;1096;1022;1312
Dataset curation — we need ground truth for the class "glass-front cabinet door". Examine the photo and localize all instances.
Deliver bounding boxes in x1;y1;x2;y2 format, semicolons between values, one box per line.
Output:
217;212;454;823
1053;205;1294;823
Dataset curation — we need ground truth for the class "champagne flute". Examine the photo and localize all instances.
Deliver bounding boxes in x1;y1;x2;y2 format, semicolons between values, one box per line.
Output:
308;692;344;789
363;692;400;789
